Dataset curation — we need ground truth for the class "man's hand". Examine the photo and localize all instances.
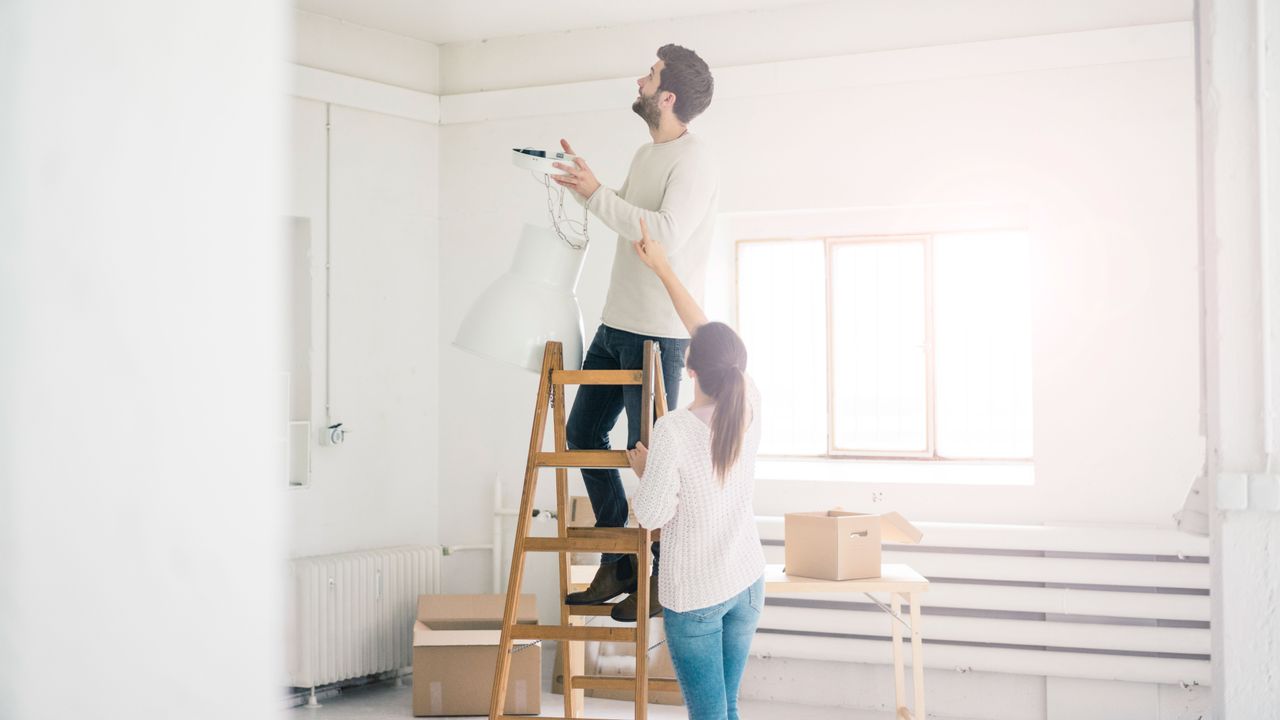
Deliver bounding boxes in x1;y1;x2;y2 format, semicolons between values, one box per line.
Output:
632;218;671;277
551;138;601;199
626;442;649;478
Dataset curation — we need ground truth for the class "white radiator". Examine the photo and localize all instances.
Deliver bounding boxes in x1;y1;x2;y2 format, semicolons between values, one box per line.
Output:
286;545;442;689
754;520;1211;686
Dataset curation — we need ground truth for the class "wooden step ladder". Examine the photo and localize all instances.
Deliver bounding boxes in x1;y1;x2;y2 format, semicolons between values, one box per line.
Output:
489;339;669;720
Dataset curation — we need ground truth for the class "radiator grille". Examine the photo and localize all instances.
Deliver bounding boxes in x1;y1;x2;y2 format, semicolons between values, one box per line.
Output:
286;545;442;688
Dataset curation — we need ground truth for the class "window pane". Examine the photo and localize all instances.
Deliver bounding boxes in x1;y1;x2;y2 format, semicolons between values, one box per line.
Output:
831;241;927;452
934;231;1034;458
737;240;827;455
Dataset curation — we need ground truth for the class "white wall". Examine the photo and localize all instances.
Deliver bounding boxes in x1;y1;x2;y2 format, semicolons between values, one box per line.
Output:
1198;0;1280;713
1;1;285;718
436;22;1202;591
286;32;440;559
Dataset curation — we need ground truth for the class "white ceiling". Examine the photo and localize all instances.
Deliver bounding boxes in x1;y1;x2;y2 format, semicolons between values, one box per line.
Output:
294;0;828;45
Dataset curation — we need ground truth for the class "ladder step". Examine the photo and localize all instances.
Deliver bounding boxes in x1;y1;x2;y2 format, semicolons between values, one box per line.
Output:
496;712;616;717
525;536;637;553
536;450;630;468
524;527;656;554
552;369;645;386
511;625;636;643
571;675;681;694
567;604;617;617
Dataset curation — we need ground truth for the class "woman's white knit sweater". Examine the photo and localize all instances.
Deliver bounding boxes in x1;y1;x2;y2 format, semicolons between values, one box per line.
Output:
632;381;766;613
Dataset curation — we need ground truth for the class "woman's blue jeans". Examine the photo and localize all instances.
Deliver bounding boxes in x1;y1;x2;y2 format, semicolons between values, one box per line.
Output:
663;575;765;720
566;324;688;567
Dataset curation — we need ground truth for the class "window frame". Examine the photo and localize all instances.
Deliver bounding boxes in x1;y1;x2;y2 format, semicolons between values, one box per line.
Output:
735;231;1032;463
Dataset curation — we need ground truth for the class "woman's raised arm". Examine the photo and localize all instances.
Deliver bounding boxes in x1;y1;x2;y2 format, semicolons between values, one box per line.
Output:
632;217;708;336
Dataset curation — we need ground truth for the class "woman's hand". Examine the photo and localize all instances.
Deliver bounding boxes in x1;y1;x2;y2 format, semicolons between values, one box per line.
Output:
626;442;649;478
632;218;671;277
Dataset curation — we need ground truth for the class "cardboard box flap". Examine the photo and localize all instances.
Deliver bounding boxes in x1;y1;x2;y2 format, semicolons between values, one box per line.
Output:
413;622;546;649
414;623;504;647
417;593;537;627
880;511;922;544
789;509;922;544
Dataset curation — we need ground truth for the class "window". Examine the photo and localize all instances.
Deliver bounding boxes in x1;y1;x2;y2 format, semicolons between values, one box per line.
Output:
736;230;1033;461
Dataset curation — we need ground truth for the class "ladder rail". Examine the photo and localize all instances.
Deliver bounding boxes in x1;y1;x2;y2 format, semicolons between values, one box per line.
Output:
551;350;581;719
489;344;558;717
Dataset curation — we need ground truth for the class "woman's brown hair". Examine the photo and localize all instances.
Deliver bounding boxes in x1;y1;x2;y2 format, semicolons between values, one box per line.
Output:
685;322;749;481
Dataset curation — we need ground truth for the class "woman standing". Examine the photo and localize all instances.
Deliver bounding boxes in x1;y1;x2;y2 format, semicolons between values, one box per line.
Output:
626;218;766;720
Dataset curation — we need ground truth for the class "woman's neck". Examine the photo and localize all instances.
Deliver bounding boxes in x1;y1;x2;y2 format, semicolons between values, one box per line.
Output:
689;384;714;410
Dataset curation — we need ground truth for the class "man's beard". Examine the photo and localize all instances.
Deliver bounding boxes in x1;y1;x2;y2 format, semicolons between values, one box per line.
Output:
632;92;661;128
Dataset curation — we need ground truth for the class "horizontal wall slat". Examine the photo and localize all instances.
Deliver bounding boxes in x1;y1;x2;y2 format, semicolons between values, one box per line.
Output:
765;583;1210;623
880;550;1208;590
913;583;1206;622
750;633;1211;686
755;517;1209;557
759;606;1210;656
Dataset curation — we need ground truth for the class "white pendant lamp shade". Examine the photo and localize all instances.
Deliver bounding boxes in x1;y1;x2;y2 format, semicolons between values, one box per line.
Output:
454;224;587;372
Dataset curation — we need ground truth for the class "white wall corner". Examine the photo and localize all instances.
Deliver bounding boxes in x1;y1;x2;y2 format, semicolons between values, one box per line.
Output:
291;64;440;124
293;8;440;94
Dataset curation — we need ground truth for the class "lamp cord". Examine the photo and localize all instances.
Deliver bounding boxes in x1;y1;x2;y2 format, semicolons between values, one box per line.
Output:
530;171;589;250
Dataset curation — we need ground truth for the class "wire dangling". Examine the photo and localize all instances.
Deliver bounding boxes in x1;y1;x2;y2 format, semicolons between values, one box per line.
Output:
529;170;589;250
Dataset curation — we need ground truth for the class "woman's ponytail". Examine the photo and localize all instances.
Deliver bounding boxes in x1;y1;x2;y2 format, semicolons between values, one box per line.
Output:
686;322;750;483
710;365;747;482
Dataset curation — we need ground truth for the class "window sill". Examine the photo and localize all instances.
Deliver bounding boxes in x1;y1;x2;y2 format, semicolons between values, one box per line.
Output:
755;457;1034;486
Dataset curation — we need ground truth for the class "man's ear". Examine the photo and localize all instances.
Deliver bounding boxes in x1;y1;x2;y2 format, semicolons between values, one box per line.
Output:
659;90;677;111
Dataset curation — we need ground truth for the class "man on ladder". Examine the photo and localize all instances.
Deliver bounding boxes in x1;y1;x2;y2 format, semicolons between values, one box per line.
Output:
550;44;718;622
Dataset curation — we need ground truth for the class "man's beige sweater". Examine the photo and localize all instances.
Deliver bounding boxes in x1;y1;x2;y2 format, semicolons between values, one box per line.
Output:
577;132;719;339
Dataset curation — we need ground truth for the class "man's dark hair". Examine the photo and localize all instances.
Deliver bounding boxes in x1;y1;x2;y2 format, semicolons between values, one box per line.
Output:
656;44;714;124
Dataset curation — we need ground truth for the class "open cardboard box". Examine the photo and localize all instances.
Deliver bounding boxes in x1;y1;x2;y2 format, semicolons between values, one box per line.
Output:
412;593;541;716
784;510;923;581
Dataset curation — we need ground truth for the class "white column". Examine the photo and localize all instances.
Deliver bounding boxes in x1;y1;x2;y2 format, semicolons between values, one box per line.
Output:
1196;0;1280;715
0;2;286;719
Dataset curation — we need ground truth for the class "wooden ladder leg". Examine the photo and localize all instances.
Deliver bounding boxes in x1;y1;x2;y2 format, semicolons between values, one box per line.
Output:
652;342;668;420
488;341;559;720
632;342;658;720
634;529;651;720
550;345;584;719
639;340;655;449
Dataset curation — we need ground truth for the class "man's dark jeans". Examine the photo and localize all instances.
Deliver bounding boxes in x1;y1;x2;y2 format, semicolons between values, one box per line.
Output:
566;324;688;569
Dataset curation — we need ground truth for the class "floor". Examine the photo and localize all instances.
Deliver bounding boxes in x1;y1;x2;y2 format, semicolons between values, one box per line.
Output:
284;681;892;719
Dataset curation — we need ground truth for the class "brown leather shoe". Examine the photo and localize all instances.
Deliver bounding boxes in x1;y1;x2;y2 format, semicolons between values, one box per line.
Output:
610;574;662;622
565;557;636;606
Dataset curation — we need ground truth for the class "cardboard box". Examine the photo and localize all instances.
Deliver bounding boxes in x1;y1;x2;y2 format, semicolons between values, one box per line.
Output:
412;594;541;716
784;510;923;581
